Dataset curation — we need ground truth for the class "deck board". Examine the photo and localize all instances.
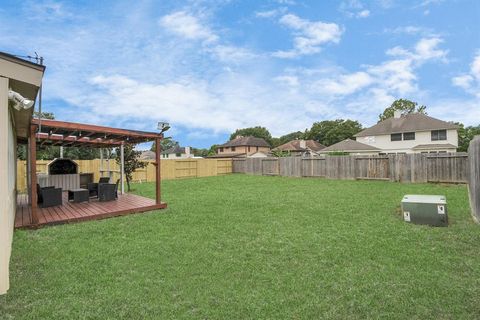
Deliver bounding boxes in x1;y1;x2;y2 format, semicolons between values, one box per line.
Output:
15;193;167;228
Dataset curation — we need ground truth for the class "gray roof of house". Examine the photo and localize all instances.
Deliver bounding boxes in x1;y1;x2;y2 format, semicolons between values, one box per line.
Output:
320;139;380;152
412;143;457;150
355;113;459;137
162;145;186;154
219;136;270;148
140;150;156;160
274;140;326;152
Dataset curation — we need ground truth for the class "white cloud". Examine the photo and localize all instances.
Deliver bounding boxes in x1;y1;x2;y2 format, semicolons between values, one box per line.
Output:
273;14;343;58
311;72;373;95
255;7;287;18
452;52;480;97
414;37;447;61
383;25;433;36
339;0;371;18
357;10;370;18
159;11;218;43
386;37;448;63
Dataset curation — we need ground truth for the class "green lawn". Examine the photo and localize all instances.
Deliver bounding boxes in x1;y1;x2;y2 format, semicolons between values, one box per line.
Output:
1;175;479;319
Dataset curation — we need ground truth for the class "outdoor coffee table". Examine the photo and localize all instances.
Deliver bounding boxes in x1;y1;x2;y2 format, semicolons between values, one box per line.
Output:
68;188;89;203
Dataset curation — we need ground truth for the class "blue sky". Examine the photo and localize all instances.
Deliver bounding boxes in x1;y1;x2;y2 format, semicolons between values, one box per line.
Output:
1;0;479;149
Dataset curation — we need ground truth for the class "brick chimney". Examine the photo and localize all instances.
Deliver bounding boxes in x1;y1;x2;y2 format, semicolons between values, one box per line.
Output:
185;146;191;155
299;139;307;149
394;110;402;119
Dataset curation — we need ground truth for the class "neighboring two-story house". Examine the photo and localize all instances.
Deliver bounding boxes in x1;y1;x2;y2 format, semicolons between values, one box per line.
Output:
213;136;271;158
354;112;459;154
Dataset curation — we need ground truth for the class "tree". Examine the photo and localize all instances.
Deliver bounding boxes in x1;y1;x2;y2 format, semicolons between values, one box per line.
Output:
207;144;218;156
229;126;273;146
192;148;209;157
379;99;427;122
115;143;148;192
305;119;362;146
456;123;480;152
151;137;177;152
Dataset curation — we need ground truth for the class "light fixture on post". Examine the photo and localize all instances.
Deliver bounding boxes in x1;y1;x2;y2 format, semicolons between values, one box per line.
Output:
157;121;170;133
8;89;34;111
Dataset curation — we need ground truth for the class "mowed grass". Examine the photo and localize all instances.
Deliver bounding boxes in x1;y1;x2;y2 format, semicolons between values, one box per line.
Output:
1;175;479;319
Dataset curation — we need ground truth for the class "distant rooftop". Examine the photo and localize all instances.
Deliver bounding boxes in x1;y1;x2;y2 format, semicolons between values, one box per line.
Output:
274;139;325;152
320;139;380;152
218;136;270;148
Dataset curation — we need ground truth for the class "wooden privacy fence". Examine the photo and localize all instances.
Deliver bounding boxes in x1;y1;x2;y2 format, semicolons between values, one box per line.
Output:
17;158;232;192
233;153;469;184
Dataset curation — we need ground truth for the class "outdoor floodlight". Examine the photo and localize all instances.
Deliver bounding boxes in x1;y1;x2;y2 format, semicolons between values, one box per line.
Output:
157;121;170;133
8;89;34;111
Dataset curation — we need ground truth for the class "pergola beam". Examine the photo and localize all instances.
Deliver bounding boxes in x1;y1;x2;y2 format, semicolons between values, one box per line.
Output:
32;118;161;139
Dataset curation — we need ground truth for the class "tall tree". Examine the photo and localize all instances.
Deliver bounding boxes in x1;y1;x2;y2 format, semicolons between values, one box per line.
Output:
229;126;273;146
305;119;362;146
379;99;427;121
115;143;148;192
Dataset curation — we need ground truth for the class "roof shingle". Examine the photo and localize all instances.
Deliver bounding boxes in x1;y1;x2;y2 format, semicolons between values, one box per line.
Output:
355;113;459;137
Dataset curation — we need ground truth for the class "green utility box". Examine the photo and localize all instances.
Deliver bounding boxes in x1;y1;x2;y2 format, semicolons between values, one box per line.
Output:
401;195;448;227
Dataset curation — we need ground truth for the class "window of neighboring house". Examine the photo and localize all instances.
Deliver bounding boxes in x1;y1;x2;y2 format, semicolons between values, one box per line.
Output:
219;147;224;152
248;146;251;152
421;151;428;154
403;132;415;140
431;130;447;141
439;151;447;153
231;147;236;152
176;153;181;157
379;153;386;155
256;146;259;152
429;151;438;154
391;133;402;141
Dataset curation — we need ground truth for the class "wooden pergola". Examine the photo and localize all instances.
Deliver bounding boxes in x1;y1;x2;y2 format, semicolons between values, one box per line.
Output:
20;118;166;227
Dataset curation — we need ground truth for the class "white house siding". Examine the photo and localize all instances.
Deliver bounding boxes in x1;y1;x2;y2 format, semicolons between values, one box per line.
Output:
163;153;194;159
357;129;458;153
0;77;17;294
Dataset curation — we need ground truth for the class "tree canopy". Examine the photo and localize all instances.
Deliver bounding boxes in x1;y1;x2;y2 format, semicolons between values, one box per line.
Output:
151;137;177;152
379;99;427;122
304;119;362;146
456;123;480;152
229;126;273;146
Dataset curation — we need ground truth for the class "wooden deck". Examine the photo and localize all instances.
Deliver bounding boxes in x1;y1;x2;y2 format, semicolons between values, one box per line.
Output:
15;192;167;228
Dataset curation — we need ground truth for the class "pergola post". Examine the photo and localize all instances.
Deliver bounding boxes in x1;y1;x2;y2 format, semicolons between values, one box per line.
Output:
155;137;161;205
120;143;125;195
29;124;38;225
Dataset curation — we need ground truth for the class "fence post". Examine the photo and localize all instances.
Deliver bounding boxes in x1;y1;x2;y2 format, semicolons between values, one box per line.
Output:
468;136;480;223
